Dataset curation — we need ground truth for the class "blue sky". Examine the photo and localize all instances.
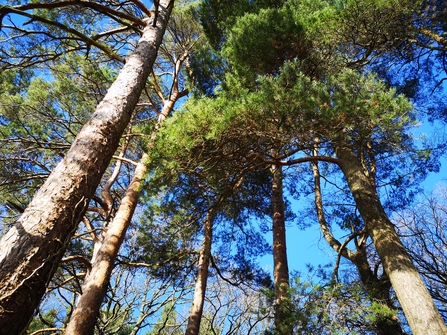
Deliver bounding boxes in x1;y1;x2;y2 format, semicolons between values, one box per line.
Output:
278;119;447;279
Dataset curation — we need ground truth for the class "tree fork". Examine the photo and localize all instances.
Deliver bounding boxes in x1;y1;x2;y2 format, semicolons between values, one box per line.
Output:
335;143;447;335
0;1;174;333
311;153;406;335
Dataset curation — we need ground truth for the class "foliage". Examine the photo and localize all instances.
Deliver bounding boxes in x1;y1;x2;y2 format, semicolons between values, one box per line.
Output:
258;270;405;335
27;309;58;335
146;302;183;335
1;0;447;333
0;55;115;226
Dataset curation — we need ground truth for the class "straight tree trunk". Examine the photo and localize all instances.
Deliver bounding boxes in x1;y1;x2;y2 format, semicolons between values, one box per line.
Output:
0;2;173;333
271;163;292;334
65;88;181;335
311;156;406;335
185;211;214;335
335;143;447;335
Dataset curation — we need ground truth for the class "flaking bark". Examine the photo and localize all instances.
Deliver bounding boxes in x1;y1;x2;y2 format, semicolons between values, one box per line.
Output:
65;94;180;335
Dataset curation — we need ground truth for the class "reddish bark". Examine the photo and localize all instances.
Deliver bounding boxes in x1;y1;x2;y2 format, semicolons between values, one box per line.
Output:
271;163;292;334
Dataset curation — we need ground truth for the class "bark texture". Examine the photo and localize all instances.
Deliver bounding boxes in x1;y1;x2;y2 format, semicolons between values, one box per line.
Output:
184;212;214;335
271;163;292;334
312;157;406;335
65;88;181;335
0;2;173;333
335;143;447;335
65;157;147;335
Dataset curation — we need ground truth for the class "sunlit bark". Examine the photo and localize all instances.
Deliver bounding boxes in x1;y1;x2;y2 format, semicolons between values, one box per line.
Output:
335;143;447;335
185;212;214;335
311;147;406;335
66;79;185;335
271;163;292;334
0;2;173;333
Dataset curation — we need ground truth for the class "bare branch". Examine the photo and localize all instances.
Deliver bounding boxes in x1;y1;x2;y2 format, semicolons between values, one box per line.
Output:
332;229;368;282
61;255;92;272
29;328;64;335
112;155;139;166
128;0;153;18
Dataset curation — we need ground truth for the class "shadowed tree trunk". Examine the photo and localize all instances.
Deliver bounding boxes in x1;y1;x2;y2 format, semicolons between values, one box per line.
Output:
271;163;292;334
335;143;447;335
0;2;173;333
184;211;214;335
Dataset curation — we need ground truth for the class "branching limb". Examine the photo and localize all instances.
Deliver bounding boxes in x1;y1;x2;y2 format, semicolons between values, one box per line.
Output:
209;255;244;287
332;229;368;282
0;6;125;63
60;255;92;273
311;149;353;260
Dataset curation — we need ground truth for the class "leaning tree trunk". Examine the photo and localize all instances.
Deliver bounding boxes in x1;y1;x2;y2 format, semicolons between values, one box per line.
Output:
0;2;173;333
335;143;447;335
65;88;182;335
65;156;147;335
184;211;214;335
311;156;406;335
351;251;407;335
271;163;293;334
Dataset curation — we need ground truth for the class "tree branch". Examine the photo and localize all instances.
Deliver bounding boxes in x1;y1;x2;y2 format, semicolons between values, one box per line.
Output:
128;0;153;18
61;255;92;272
1;2;145;26
0;6;125;63
332;229;368;282
280;155;342;166
29;328;65;335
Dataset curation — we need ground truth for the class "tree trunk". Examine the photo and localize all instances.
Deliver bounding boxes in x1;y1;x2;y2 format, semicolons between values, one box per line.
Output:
271;163;292;334
352;250;406;334
64;156;146;335
311;156;406;335
185;211;214;335
0;2;173;333
65;88;180;335
335;143;447;335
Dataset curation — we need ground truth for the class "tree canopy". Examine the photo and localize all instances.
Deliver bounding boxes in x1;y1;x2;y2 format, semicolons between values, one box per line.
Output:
1;0;447;334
